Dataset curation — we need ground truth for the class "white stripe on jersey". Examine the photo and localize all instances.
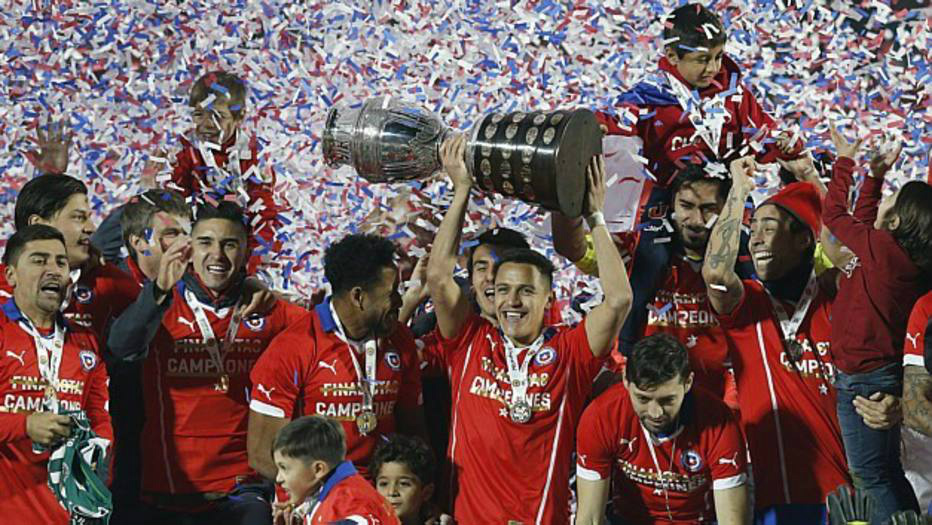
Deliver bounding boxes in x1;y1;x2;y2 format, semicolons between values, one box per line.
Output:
713;473;748;490
249;398;285;418
905;354;924;367
535;393;567;525
448;340;476;504
343;516;370;525
755;321;791;502
575;464;603;482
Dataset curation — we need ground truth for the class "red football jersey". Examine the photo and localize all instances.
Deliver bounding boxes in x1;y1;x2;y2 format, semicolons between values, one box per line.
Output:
643;256;731;402
904;293;932;368
249;299;422;476
140;287;307;494
577;385;747;524
425;313;604;525
0;301;112;525
716;280;848;509
303;461;400;525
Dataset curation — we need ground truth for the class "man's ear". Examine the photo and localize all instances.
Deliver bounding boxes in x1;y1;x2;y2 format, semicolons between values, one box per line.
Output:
350;286;365;311
684;372;695;393
664;46;680;65
27;214;46;226
5;264;17;288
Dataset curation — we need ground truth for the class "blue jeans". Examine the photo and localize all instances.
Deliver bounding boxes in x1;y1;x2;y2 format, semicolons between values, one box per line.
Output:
835;363;919;524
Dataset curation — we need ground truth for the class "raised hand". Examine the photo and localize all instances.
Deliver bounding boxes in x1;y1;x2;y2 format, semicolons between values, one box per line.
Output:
25;117;73;175
155;236;192;296
868;140;903;179
829;123;865;160
776;152;819;183
439;134;472;191
584;155;607;217
728;155;757;188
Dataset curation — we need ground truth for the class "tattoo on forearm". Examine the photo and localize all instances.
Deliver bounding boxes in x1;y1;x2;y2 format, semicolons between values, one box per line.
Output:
904;367;932;437
706;193;743;270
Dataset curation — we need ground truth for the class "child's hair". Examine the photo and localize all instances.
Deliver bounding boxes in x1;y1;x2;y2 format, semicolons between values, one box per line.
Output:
663;3;727;58
889;180;932;275
189;71;247;118
272;416;346;467
369;435;436;487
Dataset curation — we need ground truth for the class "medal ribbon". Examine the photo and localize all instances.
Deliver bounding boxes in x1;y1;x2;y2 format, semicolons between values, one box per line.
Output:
184;289;243;381
58;268;82;312
642;425;679;522
763;271;819;351
501;333;546;416
19;317;67;412
328;302;378;414
664;71;727;155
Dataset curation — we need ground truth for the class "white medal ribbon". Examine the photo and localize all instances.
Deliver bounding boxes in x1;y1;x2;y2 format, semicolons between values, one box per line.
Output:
501;333;546;415
642;424;679;521
664;71;727;155
59;268;83;312
19;317;67;413
328;302;377;412
764;271;819;350
184;289;242;380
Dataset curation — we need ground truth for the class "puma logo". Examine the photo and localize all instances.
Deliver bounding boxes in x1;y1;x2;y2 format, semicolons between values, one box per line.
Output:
906;332;920;349
318;360;338;375
718;452;739;469
6;350;25;367
178;316;196;331
619;437;638;453
256;384;276;401
486;333;498;352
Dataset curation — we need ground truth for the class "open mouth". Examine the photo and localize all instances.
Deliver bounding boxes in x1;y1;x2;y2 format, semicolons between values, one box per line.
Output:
501;311;527;322
39;280;63;298
206;264;230;275
753;250;773;263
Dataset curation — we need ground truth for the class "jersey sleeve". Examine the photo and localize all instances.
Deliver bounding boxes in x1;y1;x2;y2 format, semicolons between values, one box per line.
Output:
905;295;932;367
0;414;28;443
169;146;198;197
559;319;607;388
394;326;423;409
713;280;758;330
249;319;311;419
705;403;748;490
575;392;619;481
434;313;484;362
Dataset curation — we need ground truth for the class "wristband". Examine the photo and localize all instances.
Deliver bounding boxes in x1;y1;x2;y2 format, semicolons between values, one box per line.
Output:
585;211;606;230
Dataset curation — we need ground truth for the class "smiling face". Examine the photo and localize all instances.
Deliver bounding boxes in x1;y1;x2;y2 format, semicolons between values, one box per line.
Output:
665;44;725;89
273;450;328;506
672;180;724;257
6;239;70;320
625;373;693;436
192;101;242;145
191;218;247;293
359;265;403;338
375;461;433;523
494;262;552;346
470;244;501;320
749;204;812;281
31;193;94;268
132;211;190;279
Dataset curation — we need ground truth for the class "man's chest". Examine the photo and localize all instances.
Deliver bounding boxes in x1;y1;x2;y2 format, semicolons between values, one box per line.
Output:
618;434;713;495
1;345;97;414
301;341;408;403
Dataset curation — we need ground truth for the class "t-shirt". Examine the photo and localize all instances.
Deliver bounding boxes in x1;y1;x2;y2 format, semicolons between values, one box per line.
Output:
425;313;604;525
577;385;747;524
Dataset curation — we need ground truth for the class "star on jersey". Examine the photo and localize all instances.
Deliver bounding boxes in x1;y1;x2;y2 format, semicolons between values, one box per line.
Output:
686;335;698;348
819;383;829;396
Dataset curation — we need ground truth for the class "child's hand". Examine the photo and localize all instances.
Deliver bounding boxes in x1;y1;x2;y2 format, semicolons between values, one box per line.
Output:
25;117;72;175
868;141;903;179
829;123;865;160
776;152;819;183
774;131;800;156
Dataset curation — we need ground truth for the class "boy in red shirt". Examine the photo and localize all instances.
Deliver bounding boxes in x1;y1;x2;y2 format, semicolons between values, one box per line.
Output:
273;415;399;525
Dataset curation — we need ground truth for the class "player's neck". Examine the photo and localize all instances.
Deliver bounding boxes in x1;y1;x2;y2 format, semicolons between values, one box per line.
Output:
14;297;55;330
331;295;371;341
762;258;813;303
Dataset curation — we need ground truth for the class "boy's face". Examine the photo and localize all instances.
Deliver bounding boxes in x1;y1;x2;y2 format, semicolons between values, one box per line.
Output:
375;461;433;522
192;101;243;145
665;43;725;89
274;450;328;505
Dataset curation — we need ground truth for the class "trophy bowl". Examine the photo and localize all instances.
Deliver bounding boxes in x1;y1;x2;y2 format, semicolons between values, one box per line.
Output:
323;96;602;217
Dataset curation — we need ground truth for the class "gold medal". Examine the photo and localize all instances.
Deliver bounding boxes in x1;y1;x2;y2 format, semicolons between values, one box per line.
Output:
355;410;378;435
214;373;230;393
43;384;56;398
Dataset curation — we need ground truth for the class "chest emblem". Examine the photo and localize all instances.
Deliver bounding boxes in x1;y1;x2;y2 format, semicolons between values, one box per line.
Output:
681;449;704;473
244;316;266;332
384;351;401;371
79;350;97;371
74;285;93;304
533;347;556;367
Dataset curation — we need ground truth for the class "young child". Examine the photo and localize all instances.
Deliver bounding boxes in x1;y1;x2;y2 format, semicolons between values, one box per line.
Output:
370;435;437;525
824;126;932;524
273;415;399;525
578;3;801;353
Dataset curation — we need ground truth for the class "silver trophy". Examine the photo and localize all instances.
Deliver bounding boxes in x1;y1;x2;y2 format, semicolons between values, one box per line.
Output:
323;96;601;217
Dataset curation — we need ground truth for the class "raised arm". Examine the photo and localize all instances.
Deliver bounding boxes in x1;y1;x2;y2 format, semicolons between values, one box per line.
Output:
551;213;588;263
582;155;633;357
702;157;755;316
425;135;474;340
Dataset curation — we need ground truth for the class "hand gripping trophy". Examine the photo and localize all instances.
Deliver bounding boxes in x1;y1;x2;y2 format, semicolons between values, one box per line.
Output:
323;96;602;217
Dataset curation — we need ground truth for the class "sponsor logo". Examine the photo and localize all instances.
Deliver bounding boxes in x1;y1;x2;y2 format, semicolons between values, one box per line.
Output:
718;452;739;470
6;350;25;367
318;360;338;375
256;383;276;401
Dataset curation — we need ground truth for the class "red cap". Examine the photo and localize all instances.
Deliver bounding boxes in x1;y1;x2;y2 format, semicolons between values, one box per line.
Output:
762;182;822;238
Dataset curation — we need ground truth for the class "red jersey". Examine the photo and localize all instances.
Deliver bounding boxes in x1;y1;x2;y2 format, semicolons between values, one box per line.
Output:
643;255;731;402
715;279;848;509
428;313;604;525
140;283;307;494
577;385;747;524
249;299;422;476
904;293;932;368
0;301;112;525
303;461;399;525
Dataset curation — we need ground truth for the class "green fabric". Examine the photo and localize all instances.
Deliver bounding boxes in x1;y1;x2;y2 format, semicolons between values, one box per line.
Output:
33;410;112;524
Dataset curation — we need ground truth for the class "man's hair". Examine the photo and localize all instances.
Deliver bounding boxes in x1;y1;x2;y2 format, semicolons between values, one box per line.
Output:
189;71;247;119
121;190;191;260
890;181;932;275
663;3;727;58
324;234;398;296
369;434;436;486
3;224;66;266
466;227;530;276
671;163;731;203
625;333;692;389
14;175;88;231
272;416;346;467
492;248;555;287
193;201;249;238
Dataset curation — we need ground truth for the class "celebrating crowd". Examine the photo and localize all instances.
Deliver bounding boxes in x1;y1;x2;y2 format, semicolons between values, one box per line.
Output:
1;3;931;525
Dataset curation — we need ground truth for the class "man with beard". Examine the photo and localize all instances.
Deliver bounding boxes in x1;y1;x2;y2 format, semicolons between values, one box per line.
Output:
247;233;424;483
0;225;112;524
702;157;899;524
106;202;307;524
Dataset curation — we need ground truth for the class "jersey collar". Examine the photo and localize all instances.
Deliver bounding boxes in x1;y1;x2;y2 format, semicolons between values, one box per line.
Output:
315;297;337;333
316;460;357;505
1;298;68;328
178;271;245;310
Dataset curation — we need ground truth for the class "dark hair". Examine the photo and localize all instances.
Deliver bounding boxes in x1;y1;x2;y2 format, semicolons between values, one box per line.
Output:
324;234;398;296
272;415;346;467
491;248;556;287
189;71;247;118
3;224;67;266
14;175;88;231
369;434;436;486
663;3;727;58
193;201;249;238
121;190;191;261
625;333;692;389
890;181;932;275
671;163;731;203
466;227;530;276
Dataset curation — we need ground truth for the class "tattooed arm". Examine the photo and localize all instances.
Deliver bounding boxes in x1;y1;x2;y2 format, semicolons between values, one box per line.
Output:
702;156;756;316
903;365;932;437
